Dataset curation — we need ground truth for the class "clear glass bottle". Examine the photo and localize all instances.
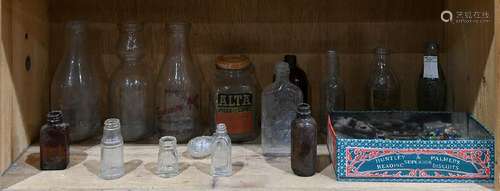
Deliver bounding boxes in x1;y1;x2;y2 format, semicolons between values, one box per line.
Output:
273;55;309;103
50;21;101;142
40;110;70;170
417;42;447;111
211;123;232;177
155;22;201;143
261;62;303;156
368;48;401;110
320;50;345;134
100;118;125;180
291;103;317;177
156;136;180;178
109;22;153;141
212;55;259;142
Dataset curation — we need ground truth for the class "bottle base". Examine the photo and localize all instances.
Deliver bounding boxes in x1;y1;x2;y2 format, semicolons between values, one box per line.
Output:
99;172;125;180
212;170;232;177
157;172;180;178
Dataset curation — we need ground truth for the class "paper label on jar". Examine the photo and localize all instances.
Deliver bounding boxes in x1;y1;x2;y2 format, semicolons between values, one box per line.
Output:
216;93;254;134
423;56;439;79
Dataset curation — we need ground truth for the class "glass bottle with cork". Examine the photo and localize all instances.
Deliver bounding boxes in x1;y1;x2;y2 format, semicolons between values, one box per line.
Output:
212;55;259;142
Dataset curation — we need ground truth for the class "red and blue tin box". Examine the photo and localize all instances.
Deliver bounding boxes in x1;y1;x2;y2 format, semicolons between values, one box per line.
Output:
327;111;494;183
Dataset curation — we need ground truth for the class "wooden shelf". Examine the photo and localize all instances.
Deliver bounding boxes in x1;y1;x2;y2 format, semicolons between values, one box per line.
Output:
1;144;493;191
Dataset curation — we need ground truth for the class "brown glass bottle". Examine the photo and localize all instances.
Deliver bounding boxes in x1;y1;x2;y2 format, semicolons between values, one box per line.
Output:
40;111;70;170
273;55;309;103
291;103;317;177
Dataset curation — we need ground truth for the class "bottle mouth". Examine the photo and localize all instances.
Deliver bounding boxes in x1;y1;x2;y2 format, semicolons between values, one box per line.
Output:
104;118;120;130
216;123;227;134
297;103;312;115
120;21;144;32
159;136;177;147
47;110;63;123
66;20;87;32
166;22;191;32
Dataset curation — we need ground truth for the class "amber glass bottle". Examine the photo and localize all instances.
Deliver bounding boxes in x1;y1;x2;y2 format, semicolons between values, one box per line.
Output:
291;103;317;176
40;111;70;170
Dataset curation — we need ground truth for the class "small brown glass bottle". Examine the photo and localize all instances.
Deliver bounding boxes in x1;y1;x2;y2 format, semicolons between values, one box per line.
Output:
40;110;70;170
291;103;317;177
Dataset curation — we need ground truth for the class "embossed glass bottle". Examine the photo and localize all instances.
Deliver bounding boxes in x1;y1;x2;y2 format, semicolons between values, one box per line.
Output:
40;110;70;170
50;21;101;142
417;42;447;111
100;118;125;180
211;123;232;177
261;62;303;156
368;48;400;110
320;50;345;133
109;22;153;141
291;103;317;177
157;136;180;178
155;22;201;143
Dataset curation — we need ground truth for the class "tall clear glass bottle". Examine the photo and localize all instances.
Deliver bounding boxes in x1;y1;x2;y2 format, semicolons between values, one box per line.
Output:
320;50;345;134
100;118;125;180
50;21;101;142
291;103;317;177
368;48;400;110
156;22;201;143
417;42;447;111
40;110;69;170
109;22;153;141
261;62;303;156
211;123;232;177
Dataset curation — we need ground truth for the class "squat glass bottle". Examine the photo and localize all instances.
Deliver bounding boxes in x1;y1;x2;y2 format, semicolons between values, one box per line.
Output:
417;42;447;111
367;48;401;110
155;22;202;143
157;136;180;178
109;22;153;141
291;103;317;177
211;123;232;177
100;118;125;180
40;110;70;170
50;21;101;142
261;62;303;156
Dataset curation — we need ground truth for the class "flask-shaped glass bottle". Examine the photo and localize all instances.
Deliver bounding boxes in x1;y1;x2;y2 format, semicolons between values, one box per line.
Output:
211;123;232;177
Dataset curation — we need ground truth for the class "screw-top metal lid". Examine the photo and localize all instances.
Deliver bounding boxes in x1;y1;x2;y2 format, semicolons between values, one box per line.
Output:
216;55;251;70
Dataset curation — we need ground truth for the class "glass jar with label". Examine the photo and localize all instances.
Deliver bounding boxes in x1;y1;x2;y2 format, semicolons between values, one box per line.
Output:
212;55;259;142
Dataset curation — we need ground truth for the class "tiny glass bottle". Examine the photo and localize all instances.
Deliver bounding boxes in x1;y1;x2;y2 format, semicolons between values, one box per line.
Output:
368;48;401;110
40;110;70;170
417;42;447;111
155;22;202;143
273;55;309;103
109;22;154;141
262;62;303;156
291;103;317;177
100;118;125;180
156;136;180;178
320;50;345;134
211;123;232;177
50;21;101;142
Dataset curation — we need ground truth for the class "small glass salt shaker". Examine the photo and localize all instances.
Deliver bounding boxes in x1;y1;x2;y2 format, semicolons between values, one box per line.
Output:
157;136;180;178
100;118;125;180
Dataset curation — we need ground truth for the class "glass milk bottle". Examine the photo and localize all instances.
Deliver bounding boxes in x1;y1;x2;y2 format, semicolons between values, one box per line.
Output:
368;47;401;110
50;21;101;142
155;22;201;143
109;22;153;141
261;62;303;156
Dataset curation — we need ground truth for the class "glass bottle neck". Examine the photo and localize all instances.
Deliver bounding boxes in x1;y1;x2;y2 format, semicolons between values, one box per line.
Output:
66;29;87;62
375;54;389;71
327;52;340;79
167;31;189;55
47;111;63;125
275;71;290;83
